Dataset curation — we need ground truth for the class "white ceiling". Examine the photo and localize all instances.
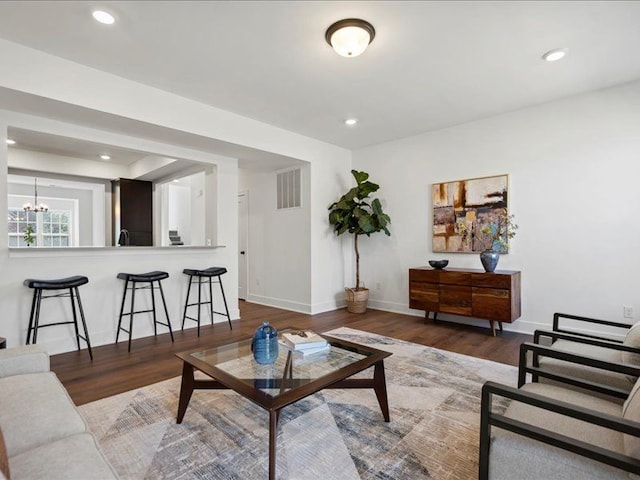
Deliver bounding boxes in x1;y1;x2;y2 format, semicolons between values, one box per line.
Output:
0;1;639;150
8;128;148;166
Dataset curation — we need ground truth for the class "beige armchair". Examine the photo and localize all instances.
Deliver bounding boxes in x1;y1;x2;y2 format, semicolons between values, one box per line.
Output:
479;342;640;479
533;312;640;399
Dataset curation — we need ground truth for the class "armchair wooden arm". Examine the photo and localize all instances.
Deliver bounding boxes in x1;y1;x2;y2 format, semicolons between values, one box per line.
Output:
534;329;640;354
479;381;640;480
553;312;634;342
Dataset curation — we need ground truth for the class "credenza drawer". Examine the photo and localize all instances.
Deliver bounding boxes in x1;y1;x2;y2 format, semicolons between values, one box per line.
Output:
472;273;512;289
472;287;512;321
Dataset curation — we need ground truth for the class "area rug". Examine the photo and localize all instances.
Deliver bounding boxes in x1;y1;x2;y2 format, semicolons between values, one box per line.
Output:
79;327;518;479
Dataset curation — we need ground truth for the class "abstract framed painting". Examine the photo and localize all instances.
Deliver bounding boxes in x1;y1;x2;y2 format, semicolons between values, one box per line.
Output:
432;174;509;253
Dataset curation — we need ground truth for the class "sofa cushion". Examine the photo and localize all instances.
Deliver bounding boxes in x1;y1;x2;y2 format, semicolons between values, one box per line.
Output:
0;372;87;457
0;427;9;480
8;433;118;480
0;345;49;378
539;339;632;395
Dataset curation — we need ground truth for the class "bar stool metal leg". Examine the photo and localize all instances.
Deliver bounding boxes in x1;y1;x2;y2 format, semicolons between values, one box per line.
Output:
70;287;81;352
116;279;129;344
128;282;136;352
26;289;38;345
208;276;214;324
181;275;193;331
74;286;93;360
218;275;232;330
33;289;43;344
197;276;202;337
151;281;158;337
157;281;174;342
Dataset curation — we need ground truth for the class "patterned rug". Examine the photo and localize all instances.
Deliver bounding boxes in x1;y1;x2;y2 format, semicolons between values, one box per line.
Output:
79;327;518;479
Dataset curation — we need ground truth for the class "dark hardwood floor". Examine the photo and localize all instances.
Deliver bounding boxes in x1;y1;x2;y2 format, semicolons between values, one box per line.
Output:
51;301;530;405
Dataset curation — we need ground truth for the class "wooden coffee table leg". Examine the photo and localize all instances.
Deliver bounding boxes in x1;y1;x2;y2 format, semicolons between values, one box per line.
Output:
177;362;195;424
269;409;278;480
373;360;390;422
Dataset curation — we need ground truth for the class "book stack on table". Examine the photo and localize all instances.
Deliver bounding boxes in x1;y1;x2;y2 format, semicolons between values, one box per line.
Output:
280;331;330;357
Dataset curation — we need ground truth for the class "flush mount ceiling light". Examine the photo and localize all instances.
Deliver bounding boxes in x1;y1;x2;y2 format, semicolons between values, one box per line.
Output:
542;48;567;62
6;139;16;145
345;118;358;126
99;154;111;161
325;18;375;58
92;10;115;25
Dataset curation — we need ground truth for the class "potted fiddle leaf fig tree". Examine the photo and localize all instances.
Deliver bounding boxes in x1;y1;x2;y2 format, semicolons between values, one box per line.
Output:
328;170;391;313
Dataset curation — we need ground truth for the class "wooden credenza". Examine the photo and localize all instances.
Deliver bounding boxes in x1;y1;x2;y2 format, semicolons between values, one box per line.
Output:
409;267;521;336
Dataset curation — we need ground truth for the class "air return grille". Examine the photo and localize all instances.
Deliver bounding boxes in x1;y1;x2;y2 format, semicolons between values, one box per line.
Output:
277;169;301;209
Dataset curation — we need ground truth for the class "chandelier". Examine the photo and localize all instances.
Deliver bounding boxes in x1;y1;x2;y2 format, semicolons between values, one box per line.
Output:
22;178;48;213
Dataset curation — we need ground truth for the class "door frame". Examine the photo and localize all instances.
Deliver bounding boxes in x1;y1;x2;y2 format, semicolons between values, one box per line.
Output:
238;191;249;300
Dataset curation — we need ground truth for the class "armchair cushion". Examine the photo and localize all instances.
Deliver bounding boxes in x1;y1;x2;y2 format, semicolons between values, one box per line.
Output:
623;378;640;458
506;383;623;450
0;346;49;378
623;321;640;367
539;339;632;393
489;382;628;479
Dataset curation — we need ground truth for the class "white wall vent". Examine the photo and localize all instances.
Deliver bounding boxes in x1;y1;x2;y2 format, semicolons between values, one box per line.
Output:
276;168;301;209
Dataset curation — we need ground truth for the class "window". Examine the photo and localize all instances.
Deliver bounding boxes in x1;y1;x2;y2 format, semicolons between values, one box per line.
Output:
8;208;71;247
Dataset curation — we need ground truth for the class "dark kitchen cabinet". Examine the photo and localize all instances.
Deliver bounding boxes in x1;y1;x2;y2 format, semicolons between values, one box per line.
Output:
112;179;152;246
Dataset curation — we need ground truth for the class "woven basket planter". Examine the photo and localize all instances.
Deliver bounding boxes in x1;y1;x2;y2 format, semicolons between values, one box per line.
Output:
345;287;369;314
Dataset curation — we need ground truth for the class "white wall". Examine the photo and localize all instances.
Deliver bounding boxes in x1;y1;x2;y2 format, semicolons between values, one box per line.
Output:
353;80;640;335
238;165;312;313
190;171;206;245
168;183;191;244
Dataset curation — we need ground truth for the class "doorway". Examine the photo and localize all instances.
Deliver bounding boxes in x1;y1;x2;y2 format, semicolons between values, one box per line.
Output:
238;192;248;300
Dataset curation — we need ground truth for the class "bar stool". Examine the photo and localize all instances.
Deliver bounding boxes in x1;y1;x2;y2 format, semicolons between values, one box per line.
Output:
116;271;174;352
24;275;93;360
181;267;232;336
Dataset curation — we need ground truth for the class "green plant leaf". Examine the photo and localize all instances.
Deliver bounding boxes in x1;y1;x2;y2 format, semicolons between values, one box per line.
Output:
351;170;369;184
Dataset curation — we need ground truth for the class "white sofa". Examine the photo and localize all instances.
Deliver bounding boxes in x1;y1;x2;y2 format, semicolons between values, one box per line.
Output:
0;345;118;480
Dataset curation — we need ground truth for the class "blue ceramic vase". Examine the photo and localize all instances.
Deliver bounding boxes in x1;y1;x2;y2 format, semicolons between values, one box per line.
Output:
252;322;279;365
480;249;500;273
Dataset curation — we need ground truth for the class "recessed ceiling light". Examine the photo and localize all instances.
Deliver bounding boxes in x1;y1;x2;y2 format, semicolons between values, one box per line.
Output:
542;48;567;62
6;139;16;145
345;118;358;126
99;154;111;161
92;10;115;25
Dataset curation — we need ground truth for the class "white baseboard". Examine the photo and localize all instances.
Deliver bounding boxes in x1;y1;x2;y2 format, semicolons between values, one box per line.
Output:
246;294;312;314
311;299;347;314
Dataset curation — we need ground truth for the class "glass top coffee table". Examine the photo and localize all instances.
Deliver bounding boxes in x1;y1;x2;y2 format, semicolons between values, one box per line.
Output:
175;328;391;480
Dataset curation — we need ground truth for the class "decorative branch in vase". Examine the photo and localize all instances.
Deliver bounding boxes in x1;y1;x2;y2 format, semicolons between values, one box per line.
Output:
476;209;518;272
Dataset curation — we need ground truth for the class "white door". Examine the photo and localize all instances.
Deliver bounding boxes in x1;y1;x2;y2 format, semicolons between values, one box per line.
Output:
238;192;248;300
